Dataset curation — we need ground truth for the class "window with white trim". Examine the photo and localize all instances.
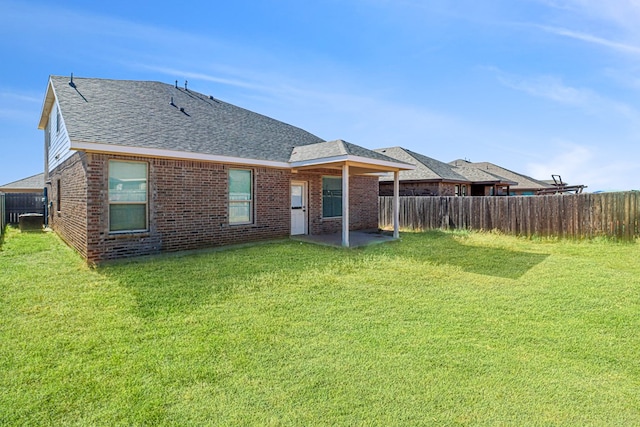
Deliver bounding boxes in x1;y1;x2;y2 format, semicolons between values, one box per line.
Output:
108;161;148;232
322;176;342;218
229;169;253;224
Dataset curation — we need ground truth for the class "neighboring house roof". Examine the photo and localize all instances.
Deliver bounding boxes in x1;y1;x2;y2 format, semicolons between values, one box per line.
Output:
452;166;516;185
0;173;44;192
449;159;551;191
374;147;469;182
39;75;409;170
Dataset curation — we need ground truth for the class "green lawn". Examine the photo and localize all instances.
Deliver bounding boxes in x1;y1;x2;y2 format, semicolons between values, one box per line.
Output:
1;227;639;426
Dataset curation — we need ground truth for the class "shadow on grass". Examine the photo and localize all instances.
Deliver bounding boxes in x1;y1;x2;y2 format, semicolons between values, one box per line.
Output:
388;230;550;280
99;231;550;318
98;241;334;318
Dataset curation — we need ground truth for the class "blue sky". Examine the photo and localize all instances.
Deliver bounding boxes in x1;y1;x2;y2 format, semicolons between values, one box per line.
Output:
1;0;639;191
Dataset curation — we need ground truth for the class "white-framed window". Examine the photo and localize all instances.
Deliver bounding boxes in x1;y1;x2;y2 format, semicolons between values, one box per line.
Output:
322;176;342;218
455;185;460;196
108;160;148;232
461;185;467;196
229;169;253;224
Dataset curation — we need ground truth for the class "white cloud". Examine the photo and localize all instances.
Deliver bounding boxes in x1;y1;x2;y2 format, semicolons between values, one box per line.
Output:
0;89;44;124
526;140;638;190
530;0;640;60
536;25;640;55
495;72;593;106
138;65;272;93
527;141;593;180
539;0;640;31
489;68;640;127
0;90;41;104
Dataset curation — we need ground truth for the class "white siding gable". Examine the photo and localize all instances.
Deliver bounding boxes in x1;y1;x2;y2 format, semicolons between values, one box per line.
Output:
47;100;72;172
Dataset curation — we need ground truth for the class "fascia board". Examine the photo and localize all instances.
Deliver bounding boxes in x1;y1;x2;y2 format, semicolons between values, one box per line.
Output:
290;154;414;171
38;79;56;130
70;140;292;169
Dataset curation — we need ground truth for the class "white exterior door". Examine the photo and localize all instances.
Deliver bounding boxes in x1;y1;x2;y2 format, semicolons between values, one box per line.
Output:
291;181;307;235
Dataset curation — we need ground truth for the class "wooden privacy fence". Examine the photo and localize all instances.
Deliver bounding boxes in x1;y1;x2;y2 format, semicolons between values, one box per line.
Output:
4;193;45;224
380;192;640;240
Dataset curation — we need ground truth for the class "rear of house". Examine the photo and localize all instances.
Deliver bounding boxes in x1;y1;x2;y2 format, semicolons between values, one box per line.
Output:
39;76;410;263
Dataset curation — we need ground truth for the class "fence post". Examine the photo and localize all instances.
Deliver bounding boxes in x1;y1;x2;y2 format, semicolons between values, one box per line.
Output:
0;192;5;234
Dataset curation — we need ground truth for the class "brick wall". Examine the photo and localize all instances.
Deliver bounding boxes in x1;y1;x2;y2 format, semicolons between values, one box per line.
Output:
47;152;89;258
296;169;379;235
50;154;381;263
83;154;293;263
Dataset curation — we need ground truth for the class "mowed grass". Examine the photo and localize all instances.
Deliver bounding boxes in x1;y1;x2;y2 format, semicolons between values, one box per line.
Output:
1;227;639;426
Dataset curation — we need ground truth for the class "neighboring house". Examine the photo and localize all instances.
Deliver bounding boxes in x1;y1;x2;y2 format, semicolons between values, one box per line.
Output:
375;147;514;196
38;76;411;263
449;160;553;195
451;164;516;196
0;173;44;193
0;173;46;224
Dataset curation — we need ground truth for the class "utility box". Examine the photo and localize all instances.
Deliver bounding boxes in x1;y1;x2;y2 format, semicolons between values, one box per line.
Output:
19;213;44;232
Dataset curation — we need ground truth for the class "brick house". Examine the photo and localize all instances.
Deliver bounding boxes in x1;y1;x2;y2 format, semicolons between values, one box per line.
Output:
0;173;46;225
38;76;411;263
375;147;515;197
0;173;44;194
449;159;553;195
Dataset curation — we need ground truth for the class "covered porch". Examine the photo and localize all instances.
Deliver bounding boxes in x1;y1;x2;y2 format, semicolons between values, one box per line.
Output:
289;140;414;247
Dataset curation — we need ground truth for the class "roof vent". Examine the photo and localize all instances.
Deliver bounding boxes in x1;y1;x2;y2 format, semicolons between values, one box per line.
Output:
175;80;178;89
184;80;188;91
209;95;214;100
170;96;176;107
69;72;76;88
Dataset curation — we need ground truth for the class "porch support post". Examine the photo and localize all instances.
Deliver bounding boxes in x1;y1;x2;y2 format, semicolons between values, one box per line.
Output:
342;163;350;247
393;170;400;239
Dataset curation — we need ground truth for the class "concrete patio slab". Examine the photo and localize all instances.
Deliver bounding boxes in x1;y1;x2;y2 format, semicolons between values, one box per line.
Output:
290;230;397;248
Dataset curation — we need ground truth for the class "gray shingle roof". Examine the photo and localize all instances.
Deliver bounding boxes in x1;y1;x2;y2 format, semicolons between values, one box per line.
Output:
452;166;514;184
50;76;326;163
0;173;44;190
291;140;402;163
449;159;551;190
374;147;469;182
